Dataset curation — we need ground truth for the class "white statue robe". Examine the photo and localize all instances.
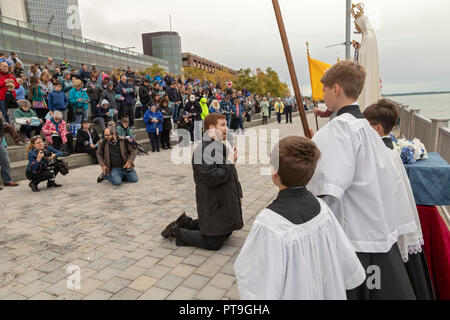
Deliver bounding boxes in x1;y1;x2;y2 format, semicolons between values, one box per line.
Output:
234;198;366;300
355;15;381;110
307;111;417;254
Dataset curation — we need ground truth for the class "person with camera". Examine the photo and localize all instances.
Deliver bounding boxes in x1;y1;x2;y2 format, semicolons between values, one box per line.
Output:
96;126;138;187
26;136;62;192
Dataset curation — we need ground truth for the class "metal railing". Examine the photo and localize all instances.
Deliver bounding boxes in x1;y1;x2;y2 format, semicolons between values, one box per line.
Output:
391;100;450;163
0;15;169;72
437;126;450;163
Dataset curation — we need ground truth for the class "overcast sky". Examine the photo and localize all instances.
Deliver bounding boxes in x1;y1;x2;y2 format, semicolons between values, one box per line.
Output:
78;0;450;94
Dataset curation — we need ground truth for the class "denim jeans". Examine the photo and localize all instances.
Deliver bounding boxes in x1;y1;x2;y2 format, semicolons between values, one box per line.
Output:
171;103;180;123
0;100;8;123
0;143;12;184
75;108;89;124
104;167;138;186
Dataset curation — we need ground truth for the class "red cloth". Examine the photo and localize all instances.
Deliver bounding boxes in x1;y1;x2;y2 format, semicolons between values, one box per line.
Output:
316;109;333;118
0;72;19;101
417;205;450;300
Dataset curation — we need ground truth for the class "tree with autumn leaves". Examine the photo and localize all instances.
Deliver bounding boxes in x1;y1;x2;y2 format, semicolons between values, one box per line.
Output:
140;64;290;97
233;68;290;97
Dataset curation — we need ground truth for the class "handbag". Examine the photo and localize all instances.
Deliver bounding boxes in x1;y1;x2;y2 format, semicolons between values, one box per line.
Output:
33;101;47;109
75;106;84;115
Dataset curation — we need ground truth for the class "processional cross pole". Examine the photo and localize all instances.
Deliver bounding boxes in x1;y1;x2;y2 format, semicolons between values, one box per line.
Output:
272;0;312;138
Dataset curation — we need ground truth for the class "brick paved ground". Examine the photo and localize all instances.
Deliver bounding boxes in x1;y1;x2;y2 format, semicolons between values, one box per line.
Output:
0;115;328;300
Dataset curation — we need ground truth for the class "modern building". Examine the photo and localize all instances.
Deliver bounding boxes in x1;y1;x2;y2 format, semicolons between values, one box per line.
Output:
182;52;238;77
0;0;27;22
0;15;169;72
142;31;182;75
0;0;82;37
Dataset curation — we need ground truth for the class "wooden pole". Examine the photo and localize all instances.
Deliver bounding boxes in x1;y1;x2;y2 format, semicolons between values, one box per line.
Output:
272;0;311;138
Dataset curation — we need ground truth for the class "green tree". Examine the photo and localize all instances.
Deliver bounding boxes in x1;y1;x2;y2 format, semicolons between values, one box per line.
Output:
233;67;290;97
140;64;166;78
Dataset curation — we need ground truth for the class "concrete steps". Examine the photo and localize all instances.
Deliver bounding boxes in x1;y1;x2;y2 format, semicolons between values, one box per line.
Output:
8;112;305;182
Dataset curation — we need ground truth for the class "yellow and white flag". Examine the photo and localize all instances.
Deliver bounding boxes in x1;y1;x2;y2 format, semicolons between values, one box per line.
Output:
307;56;331;101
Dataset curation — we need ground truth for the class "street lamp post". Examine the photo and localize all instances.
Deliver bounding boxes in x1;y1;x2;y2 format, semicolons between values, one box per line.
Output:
345;0;352;59
47;14;55;33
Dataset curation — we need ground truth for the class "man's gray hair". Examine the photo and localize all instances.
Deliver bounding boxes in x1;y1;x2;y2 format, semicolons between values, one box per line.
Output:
106;126;117;135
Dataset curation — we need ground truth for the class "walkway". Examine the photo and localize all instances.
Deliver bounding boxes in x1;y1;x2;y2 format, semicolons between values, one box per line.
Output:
0;114;329;300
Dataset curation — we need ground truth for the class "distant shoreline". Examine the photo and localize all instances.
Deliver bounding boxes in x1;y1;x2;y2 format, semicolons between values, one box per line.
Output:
383;91;450;97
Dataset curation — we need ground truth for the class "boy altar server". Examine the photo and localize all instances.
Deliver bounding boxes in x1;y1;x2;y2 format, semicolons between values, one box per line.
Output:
308;60;418;300
364;99;434;300
234;136;366;300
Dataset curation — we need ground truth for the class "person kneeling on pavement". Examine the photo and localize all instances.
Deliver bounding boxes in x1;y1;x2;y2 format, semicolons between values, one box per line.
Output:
96;126;138;187
26;136;63;192
161;113;243;251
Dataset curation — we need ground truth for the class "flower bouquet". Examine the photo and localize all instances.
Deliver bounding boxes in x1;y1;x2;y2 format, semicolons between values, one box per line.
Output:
391;135;428;165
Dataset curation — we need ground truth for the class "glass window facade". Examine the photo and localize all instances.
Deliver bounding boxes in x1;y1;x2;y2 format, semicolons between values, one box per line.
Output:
147;34;182;75
0;16;169;72
24;0;82;37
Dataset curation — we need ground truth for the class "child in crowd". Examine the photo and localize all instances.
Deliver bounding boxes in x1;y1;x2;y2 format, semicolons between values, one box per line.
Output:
14;100;43;143
117;117;135;140
307;60;419;300
363;99;434;300
15;78;26;102
48;82;69;121
234;136;365;300
29;76;47;120
5;81;18;122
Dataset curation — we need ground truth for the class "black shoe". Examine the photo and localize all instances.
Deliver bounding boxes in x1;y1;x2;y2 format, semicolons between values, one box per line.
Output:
97;173;104;183
29;182;40;192
161;221;179;239
162;146;168;150
167;145;172;150
175;212;188;228
157;149;161;152
48;180;62;188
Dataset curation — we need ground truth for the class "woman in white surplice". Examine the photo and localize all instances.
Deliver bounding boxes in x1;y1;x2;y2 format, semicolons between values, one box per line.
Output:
351;4;381;110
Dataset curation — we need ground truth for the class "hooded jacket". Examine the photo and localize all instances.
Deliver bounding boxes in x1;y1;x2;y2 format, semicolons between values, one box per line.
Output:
184;100;203;121
200;98;210;120
143;109;163;133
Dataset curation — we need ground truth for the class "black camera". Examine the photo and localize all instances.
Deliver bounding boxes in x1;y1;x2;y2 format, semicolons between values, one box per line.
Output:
43;150;52;158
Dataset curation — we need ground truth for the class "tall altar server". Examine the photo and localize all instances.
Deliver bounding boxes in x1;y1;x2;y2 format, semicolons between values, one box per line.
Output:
307;60;418;300
234;137;366;300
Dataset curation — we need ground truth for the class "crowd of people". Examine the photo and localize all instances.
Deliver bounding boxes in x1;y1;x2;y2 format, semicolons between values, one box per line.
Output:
0;52;301;191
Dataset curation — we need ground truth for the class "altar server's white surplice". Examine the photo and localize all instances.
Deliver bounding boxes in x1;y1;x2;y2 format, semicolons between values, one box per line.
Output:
234;199;365;300
308;113;417;253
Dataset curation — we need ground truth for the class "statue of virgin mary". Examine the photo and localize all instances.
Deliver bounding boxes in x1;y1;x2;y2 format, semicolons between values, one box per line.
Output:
352;4;381;111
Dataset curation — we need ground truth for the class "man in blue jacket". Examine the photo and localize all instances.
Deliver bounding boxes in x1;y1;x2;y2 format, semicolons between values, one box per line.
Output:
78;64;91;86
48;82;69;121
116;76;136;129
